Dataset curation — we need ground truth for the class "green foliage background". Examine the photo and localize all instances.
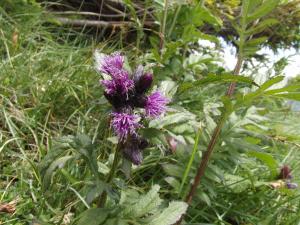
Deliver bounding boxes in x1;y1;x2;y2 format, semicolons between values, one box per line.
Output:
0;0;300;224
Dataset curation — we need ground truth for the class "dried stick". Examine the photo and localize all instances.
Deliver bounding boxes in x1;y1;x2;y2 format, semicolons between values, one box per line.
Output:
50;11;128;18
54;17;154;28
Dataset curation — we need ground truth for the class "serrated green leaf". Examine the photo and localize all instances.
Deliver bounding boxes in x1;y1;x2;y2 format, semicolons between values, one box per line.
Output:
245;37;268;47
270;93;300;101
123;185;162;218
163;164;184;178
246;0;279;23
258;76;284;91
148;201;188;225
85;181;106;204
245;19;278;36
179;74;258;93
224;174;252;193
264;85;300;95
149;112;195;129
77;208;109;225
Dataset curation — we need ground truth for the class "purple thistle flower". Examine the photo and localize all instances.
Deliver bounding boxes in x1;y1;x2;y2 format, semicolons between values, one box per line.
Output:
101;80;117;95
145;91;169;117
101;73;134;95
100;52;124;76
111;112;140;140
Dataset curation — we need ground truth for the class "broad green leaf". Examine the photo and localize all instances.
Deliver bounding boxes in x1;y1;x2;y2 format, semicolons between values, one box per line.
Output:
77;208;109;225
149;112;196;129
123;185;162;218
159;80;178;98
163;164;184;178
105;218;128;225
224;174;252;193
85;181;106;204
148;201;188;225
248;151;278;177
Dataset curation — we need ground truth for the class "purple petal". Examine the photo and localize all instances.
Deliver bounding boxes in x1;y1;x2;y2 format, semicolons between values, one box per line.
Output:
101;80;116;94
286;182;298;189
101;72;134;95
111;112;140;140
100;52;124;76
145;91;169;117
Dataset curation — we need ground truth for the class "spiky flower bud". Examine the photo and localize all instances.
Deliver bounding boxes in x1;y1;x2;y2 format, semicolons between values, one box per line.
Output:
135;73;153;94
122;136;149;165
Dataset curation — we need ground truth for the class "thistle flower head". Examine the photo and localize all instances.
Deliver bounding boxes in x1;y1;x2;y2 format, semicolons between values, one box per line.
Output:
101;72;134;95
100;52;124;76
96;51;171;166
145;91;169;117
111;112;140;140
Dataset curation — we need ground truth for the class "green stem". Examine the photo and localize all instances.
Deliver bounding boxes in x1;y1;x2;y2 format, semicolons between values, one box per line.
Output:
159;0;169;52
98;143;121;207
179;128;202;198
167;5;181;38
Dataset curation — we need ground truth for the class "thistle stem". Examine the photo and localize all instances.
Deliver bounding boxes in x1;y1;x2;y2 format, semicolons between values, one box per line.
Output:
174;55;244;224
98;143;121;207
